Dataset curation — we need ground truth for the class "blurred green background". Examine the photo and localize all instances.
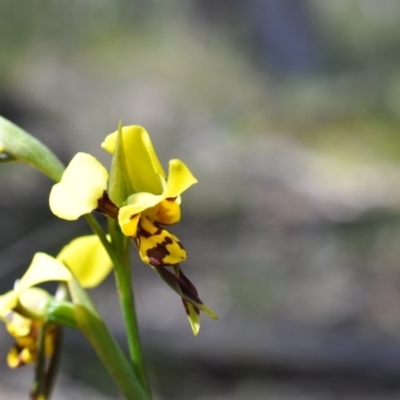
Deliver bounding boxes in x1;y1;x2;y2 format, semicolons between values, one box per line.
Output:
3;1;400;399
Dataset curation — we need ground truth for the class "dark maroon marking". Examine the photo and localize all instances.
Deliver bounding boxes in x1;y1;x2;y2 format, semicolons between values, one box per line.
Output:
182;298;190;315
94;191;119;220
182;298;201;316
159;266;203;305
178;268;199;296
146;236;174;267
138;220;162;238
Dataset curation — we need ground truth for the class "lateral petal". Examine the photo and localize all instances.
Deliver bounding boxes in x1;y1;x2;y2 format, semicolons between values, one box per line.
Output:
56;235;113;288
163;159;197;199
49;153;108;220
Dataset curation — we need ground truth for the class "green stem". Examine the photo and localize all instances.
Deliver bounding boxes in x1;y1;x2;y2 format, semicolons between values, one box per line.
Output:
44;326;63;399
113;252;150;393
43;284;68;399
30;323;48;400
85;214;151;396
68;278;149;400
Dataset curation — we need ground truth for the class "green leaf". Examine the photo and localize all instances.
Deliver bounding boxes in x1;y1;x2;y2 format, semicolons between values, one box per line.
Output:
67;278;149;400
0;115;64;182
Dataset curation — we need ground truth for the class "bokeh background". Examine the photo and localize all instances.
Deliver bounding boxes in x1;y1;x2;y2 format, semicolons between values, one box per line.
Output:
2;1;400;399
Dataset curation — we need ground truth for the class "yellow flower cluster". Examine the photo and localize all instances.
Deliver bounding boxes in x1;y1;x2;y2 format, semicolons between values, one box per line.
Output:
0;236;111;367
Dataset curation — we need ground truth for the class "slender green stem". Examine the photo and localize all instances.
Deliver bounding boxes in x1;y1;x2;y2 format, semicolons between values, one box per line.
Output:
30;323;48;400
43;284;68;399
44;326;63;399
113;252;150;393
85;214;151;396
68;278;149;400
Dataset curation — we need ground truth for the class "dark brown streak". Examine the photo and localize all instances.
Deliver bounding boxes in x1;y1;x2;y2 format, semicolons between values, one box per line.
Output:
146;236;173;267
94;191;119;220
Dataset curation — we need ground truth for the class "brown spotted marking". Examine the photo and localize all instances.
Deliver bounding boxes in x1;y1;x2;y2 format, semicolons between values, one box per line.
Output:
146;236;174;267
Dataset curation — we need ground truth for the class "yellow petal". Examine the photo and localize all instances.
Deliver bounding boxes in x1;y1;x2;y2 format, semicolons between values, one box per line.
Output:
49;152;109;220
56;235;113;288
102;126;166;194
17;253;72;292
137;218;187;266
6;312;32;338
185;301;200;336
18;288;52;318
163;159;197;199
124;192;163;214
7;346;26;368
154;199;181;225
118;207;141;237
0;291;19;318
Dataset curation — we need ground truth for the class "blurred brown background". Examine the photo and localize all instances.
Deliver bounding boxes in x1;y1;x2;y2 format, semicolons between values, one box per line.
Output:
2;1;400;399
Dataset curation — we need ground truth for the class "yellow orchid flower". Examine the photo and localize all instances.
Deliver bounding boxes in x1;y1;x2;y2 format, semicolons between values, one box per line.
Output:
49;125;215;334
0;254;70;368
50;126;196;267
102;126;197;265
0;235;113;367
5;307;57;369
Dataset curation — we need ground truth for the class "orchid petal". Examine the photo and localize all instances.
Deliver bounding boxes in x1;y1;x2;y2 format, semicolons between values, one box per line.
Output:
56;235;113;288
0;291;19;317
49;152;108;220
124;192;163;214
163;159;197;199
184;300;200;336
102;126;166;194
17;253;72;292
154;199;181;225
18;288;51;317
118;208;141;237
137;218;187;266
6;312;32;337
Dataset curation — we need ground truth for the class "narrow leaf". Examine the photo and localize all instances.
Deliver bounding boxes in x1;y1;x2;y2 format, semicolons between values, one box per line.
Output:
0;115;64;182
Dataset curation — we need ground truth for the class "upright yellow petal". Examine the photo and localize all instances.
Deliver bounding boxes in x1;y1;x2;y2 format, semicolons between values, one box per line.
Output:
17;253;72;292
163;159;197;199
56;235;113;288
102;126;166;194
49;152;109;220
